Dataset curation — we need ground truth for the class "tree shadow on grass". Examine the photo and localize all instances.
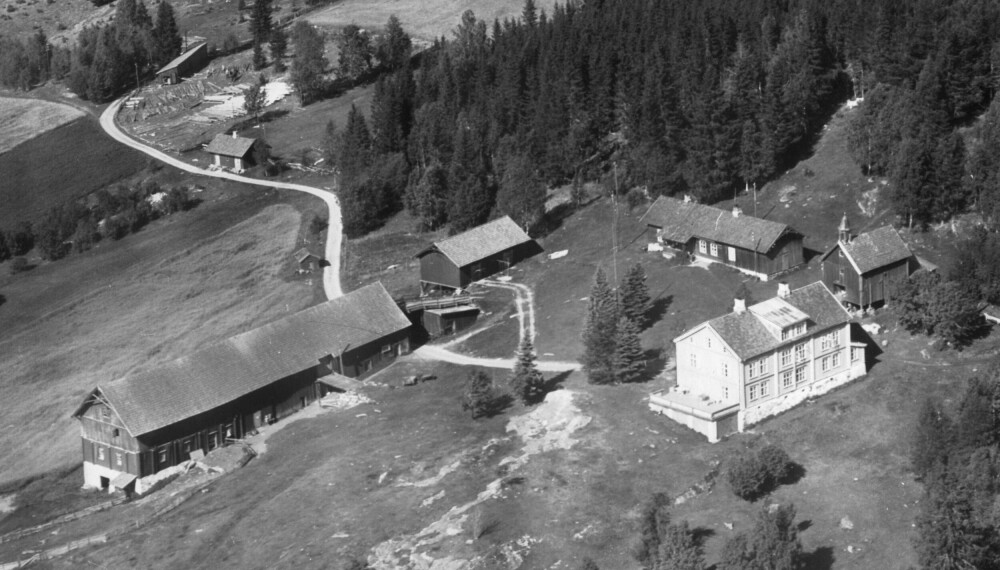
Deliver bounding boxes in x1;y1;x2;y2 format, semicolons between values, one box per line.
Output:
637;348;666;382
797;519;813;532
542;370;571;396
779;461;807;486
482;393;514;418
0;294;5;307
644;295;673;330
800;546;835;570
691;526;716;547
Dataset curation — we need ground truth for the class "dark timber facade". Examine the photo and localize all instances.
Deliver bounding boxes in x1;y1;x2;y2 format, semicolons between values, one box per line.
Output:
155;42;209;84
819;217;916;308
641;196;804;280
73;283;410;494
416;216;540;293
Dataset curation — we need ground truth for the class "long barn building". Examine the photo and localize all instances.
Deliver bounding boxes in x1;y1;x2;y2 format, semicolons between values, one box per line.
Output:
72;283;410;494
641;196;804;281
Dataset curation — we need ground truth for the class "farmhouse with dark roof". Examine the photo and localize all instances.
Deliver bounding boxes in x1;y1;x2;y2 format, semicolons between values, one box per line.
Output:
72;283;410;494
640;195;804;280
415;215;540;293
649;281;867;442
155;42;209;85
818;215;917;308
206;132;262;173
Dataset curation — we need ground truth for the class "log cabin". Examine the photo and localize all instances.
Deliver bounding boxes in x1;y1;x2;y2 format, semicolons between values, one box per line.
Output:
416;216;541;293
641;196;804;281
155;42;209;85
819;216;917;308
72;283;410;494
650;281;867;442
205;132;262;173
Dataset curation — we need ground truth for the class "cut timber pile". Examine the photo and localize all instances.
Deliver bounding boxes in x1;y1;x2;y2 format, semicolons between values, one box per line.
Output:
319;391;373;410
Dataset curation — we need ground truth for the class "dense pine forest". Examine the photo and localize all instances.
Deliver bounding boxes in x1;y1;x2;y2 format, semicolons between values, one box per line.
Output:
325;0;1000;237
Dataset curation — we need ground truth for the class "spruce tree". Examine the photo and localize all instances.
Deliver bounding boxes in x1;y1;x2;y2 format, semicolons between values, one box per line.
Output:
250;0;273;45
619;263;652;328
656;521;704;570
613;317;644;384
269;25;288;72
290;21;327;105
375;14;411;70
339;105;373;184
243;73;267;124
718;504;802;570
462;370;496;419
252;40;267;70
153;0;181;67
911;397;952;481
509;337;545;405
634;492;670;569
582;268;619;385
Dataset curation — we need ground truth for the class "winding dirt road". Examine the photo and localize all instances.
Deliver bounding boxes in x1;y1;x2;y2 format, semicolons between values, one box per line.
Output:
99;99;344;299
100;96;578;372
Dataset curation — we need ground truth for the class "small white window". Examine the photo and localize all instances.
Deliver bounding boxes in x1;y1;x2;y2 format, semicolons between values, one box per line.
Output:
851;347;861;362
724;386;730;400
722;363;729;377
795;343;808;361
706;336;712;348
381;344;392;356
780;349;791;367
832;352;841;367
795;365;807;384
710;242;719;257
749;384;758;401
115;452;123;467
821;356;830;372
760;381;769;397
698;240;707;254
781;370;793;388
727;246;736;262
97;447;106;461
690;353;698;368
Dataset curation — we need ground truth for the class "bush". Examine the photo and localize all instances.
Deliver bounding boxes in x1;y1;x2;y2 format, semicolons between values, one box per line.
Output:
727;444;797;501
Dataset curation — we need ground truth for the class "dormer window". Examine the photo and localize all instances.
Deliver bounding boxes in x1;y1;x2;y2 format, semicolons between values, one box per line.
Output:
781;322;806;341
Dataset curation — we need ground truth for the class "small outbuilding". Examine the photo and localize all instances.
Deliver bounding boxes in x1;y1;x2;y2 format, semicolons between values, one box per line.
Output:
415;216;540;293
819;216;917;308
295;248;322;272
206;132;262;173
156;42;209;85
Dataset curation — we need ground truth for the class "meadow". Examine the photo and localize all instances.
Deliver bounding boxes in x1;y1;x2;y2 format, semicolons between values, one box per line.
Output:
0;97;84;155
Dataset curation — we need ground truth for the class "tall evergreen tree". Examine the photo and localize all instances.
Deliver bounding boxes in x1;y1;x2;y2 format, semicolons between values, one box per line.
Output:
338;24;373;80
462;370;497;419
634;492;671;569
495;151;545;232
656;521;705;570
269;25;288;72
911;397;952;481
509;336;545;404
250;0;273;45
339;104;373;184
613;317;644;384
152;0;181;67
290;22;327;105
375;15;411;71
718;504;802;570
619;263;652;328
582;268;619;385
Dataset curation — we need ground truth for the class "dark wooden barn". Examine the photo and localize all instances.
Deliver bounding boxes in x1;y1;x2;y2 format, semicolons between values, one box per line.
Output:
422;305;480;337
155;42;209;85
416;216;540;293
819;217;916;308
295;248;321;272
641;196;804;280
206;133;262;173
72;283;410;494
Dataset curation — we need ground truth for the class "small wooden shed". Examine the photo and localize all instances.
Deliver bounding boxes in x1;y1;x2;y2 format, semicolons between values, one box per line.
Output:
422;305;480;337
295;248;321;272
156;42;209;85
415;216;540;293
206;132;260;173
819;216;916;308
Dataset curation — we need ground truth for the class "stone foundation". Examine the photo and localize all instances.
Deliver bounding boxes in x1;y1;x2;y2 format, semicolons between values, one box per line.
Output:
739;368;864;430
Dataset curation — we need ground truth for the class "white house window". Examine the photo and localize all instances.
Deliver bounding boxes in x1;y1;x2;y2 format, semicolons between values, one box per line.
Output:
722;362;729;377
832;352;841;368
158;447;168;463
821;331;840;351
760;381;770;397
724;386;730;400
780;348;791;367
727;246;736;261
706;337;712;348
795;365;807;384
710;242;719;257
821;356;831;372
748;384;759;401
690;353;698;368
381;344;393;357
851;347;862;362
97;447;106;461
698;239;707;254
795;343;808;362
781;369;793;389
115;452;123;467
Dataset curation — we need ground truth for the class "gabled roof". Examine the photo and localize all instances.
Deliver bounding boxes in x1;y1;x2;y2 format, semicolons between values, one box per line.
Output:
417;216;533;268
156;42;208;75
640;196;795;253
206;133;257;158
678;282;852;360
74;283;409;438
294;248;319;263
833;226;912;275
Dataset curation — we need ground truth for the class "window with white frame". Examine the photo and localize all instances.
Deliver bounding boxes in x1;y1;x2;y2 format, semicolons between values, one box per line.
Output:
710;242;719;256
795;365;807;384
820;330;840;351
115;452;123;467
832;352;841;368
722;362;729;377
851;346;861;362
748;383;759;401
706;336;712;348
780;348;791;367
781;369;793;389
699;239;707;254
724;386;730;400
690;353;697;368
728;246;736;261
795;342;808;361
97;446;105;461
821;356;831;372
760;380;770;397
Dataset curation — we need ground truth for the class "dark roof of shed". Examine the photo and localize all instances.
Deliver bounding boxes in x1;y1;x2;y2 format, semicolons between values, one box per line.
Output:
206;133;257;158
687;282;851;360
156;42;207;75
838;226;912;274
294;248;320;263
75;283;409;437
640;196;794;253
417;216;533;268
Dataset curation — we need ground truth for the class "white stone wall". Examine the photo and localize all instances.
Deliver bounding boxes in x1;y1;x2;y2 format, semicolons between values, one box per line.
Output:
739;368;861;430
651;403;720;443
82;461;123;493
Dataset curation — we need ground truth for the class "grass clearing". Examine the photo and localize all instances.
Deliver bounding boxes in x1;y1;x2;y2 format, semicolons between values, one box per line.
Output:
0;186;321;487
0;97;84;154
0;115;148;228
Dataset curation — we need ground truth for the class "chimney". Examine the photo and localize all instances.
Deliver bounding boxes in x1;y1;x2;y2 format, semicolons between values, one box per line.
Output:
732;205;742;218
838;213;851;244
232;130;238;139
777;282;790;299
733;297;746;313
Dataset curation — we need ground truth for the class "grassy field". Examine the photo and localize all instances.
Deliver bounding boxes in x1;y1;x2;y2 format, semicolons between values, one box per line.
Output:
0;181;324;488
0;115;148;228
306;0;562;40
0;97;84;154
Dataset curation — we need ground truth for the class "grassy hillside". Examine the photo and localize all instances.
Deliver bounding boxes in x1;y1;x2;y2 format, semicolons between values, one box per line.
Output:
0;116;148;228
0;183;325;487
